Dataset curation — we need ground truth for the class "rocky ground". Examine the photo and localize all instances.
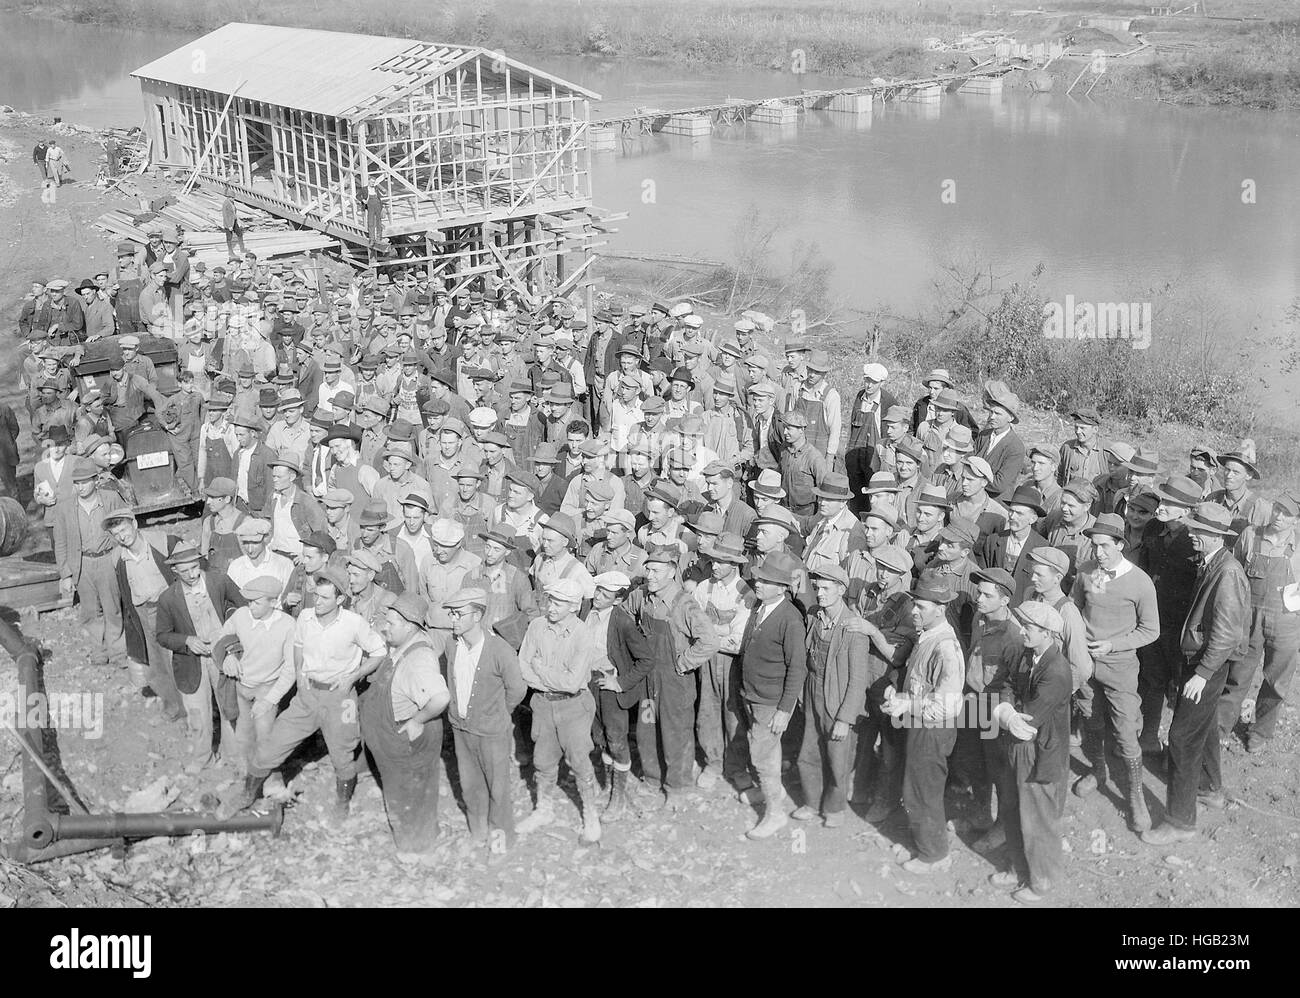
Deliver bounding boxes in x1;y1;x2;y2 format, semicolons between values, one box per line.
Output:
2;598;1296;909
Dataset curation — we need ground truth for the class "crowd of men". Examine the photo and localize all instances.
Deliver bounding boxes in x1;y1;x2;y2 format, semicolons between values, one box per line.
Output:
15;237;1299;901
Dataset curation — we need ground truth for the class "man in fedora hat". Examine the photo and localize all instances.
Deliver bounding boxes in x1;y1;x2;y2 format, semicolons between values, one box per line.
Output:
106;508;186;721
442;586;526;844
1069;513;1160;832
882;576;964;873
778;409;831;518
975;485;1048;603
1133;475;1201;755
907;484;951;576
1111;448;1159;519
531;511;597;599
916;389;965;467
264;451;327;560
325;422;379;523
793;564;870;829
359;591;451;861
1142;502;1248;846
984;601;1074;904
355;499;415;595
974;380;1026;498
852;545;917;818
691;532;755;792
736;553;807;839
223;565;388;822
911;369;977;438
465;527;536;633
1209;449;1270;535
1057;406;1108;486
803;472;868;576
585;508;646;582
156;543;248;767
927;516;982;649
928;423;974;501
846;362;897;512
516;577;605;842
491;466;546;554
229;410;275;512
1223;490;1300;754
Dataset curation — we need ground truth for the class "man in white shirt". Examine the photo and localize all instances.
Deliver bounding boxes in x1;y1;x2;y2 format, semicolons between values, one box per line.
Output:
692;532;755;791
224;564;387;822
225;518;294;597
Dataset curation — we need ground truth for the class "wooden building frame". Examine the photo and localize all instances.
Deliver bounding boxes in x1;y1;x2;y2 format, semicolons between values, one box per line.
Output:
132;23;605;302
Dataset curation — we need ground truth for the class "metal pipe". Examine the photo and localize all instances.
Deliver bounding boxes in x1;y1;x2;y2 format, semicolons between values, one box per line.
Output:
50;807;282;840
2;617;282;861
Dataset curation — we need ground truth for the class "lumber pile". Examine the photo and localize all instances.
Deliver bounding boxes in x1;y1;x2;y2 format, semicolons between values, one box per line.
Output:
94;187;335;268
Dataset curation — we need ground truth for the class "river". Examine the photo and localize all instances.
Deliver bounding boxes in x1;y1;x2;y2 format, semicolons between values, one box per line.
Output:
3;13;1298;419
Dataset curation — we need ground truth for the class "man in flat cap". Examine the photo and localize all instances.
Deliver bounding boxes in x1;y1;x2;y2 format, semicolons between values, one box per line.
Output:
211;575;296;771
226;517;294;595
984;601;1074;904
517;577;606;842
442;586;526;845
223;564;388;822
845;362;896;513
1042;479;1099;587
1142;503;1248;847
54;458;127;663
778;408;831;518
882;576;965;873
625;545;720;811
1057;406;1108;486
424;518;483;634
359;591;451;861
1070;513;1160;832
793;564;870;828
530;512;597;600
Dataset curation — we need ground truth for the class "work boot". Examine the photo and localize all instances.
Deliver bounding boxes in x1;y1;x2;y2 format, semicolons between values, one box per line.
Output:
969;784;995;832
216;774;266;820
516;789;556;834
578;780;602;844
1073;728;1107;797
330;776;357;823
1124;758;1151;834
746;792;790;840
603;769;631;823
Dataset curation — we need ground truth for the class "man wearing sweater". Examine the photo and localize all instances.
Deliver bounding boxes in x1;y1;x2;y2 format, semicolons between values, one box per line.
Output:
736;554;808;840
883;576;965;874
1143;503;1249;846
1069;513;1161;833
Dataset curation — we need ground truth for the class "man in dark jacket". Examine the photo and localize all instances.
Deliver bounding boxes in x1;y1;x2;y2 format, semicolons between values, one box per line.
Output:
985;602;1073;905
736;554;808;839
590;571;658;820
105;509;184;720
155;544;246;766
844;362;896;514
973;380;1026;499
793;565;869;828
974;484;1048;603
1143;503;1249;846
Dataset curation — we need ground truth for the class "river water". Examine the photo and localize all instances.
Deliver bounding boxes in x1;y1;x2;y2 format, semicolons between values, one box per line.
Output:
3;13;1298;418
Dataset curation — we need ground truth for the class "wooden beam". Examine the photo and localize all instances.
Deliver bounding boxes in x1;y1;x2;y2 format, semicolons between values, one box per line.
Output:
184;81;244;193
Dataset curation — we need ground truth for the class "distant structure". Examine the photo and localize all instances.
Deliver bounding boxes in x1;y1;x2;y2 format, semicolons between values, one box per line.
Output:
132;22;604;300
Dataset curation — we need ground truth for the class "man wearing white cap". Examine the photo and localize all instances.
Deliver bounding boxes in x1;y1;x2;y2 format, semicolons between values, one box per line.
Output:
516;577;605;842
846;362;896;513
424;518;483;632
225;517;294;596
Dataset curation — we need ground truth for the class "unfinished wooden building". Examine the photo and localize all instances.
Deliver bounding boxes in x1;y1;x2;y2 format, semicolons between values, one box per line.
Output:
131;22;606;300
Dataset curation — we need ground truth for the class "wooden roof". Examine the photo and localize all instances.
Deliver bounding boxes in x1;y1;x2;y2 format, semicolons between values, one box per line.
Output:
131;22;600;118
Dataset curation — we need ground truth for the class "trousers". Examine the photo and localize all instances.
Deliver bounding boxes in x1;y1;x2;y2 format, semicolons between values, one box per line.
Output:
252;682;361;779
530;690;596;792
1001;739;1065;895
796;675;855;815
902;726;957;863
1218;606;1300;741
134;602;183;715
637;668;697;793
233;678;277;770
452;726;515;839
596;688;632;768
76;554;123;661
697;652;748;781
1166;659;1231;828
1080;657;1141;761
743;700;787;802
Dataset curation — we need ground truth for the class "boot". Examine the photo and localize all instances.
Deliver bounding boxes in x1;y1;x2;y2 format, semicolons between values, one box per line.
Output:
1073;728;1108;797
579;780;602;844
216;774;266;820
1138;699;1164;756
863;754;902;823
1124;757;1151;834
516;787;555;834
969;782;995;832
602;769;631;823
330;776;357;823
746;791;790;840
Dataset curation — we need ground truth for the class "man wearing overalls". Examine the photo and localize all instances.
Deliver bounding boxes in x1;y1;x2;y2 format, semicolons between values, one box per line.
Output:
361;592;450;862
1224;490;1300;753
